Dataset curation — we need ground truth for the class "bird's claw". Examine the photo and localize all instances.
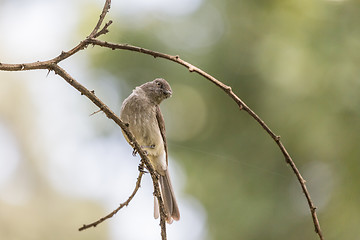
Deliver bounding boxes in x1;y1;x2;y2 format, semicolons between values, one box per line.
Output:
133;144;155;156
132;148;138;156
138;163;148;173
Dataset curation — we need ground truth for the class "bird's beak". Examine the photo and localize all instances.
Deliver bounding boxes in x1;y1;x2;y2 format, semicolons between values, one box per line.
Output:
164;90;172;98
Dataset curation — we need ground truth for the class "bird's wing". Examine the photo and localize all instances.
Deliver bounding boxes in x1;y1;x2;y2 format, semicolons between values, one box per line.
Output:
156;105;168;165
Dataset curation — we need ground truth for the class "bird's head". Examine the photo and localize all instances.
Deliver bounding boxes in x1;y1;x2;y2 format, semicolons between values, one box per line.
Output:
141;78;172;104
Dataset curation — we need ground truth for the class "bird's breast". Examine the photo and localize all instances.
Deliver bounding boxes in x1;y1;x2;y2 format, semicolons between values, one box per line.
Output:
120;96;167;172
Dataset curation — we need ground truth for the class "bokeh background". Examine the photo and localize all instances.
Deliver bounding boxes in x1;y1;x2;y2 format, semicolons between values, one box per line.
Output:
1;0;360;239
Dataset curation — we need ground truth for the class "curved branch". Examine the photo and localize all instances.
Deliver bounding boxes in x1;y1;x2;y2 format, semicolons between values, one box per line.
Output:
85;38;324;240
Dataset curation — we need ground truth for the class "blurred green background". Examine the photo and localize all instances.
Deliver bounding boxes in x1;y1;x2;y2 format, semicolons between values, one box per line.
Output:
1;0;360;239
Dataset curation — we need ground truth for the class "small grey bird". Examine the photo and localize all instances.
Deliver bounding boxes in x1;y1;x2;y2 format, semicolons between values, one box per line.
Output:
120;78;180;224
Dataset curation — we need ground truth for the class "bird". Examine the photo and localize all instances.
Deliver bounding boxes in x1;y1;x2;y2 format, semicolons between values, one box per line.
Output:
120;78;180;224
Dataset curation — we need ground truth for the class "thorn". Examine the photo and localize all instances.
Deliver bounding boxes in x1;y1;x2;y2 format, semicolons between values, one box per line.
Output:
91;90;95;94
239;104;243;110
89;109;102;116
188;66;194;72
46;69;51;77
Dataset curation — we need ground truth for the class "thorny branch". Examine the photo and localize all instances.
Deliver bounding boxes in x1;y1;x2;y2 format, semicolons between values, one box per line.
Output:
0;0;324;239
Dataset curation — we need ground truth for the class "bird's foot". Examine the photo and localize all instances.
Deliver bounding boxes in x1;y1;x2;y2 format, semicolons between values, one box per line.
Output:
138;163;148;173
133;145;155;157
133;148;148;156
132;148;138;156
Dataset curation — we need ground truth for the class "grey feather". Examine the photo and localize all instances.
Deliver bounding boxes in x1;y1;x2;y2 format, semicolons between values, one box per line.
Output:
120;78;180;223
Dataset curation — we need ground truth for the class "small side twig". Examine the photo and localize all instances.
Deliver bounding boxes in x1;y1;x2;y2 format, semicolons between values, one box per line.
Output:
93;20;113;38
79;161;145;231
88;0;112;38
89;108;103;116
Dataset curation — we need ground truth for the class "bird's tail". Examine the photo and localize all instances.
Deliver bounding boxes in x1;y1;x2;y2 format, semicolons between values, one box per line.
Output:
154;170;180;224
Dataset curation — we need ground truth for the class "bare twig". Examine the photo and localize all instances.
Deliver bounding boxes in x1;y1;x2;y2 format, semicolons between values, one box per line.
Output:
88;0;112;38
0;0;324;239
93;20;113;39
79;161;145;231
0;2;112;69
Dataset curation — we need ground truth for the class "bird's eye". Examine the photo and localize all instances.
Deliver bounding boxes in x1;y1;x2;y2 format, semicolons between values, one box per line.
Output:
156;82;162;87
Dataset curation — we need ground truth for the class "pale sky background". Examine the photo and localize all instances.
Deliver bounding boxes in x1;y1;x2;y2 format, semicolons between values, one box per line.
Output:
0;0;208;239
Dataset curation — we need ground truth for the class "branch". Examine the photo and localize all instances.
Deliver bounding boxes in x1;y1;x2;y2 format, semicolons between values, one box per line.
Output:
0;2;113;69
85;39;324;240
79;161;146;231
88;0;112;38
